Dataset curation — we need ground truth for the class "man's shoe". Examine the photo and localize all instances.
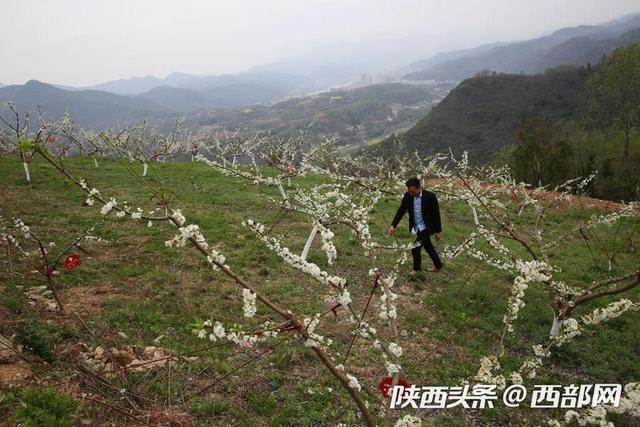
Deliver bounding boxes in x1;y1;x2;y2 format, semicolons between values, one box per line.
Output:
427;267;441;273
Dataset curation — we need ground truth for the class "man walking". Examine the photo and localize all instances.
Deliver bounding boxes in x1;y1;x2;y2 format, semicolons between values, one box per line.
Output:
387;178;443;273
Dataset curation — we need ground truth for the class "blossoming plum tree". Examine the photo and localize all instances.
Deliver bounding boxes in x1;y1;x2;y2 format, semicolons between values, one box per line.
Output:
5;115;640;426
427;152;640;424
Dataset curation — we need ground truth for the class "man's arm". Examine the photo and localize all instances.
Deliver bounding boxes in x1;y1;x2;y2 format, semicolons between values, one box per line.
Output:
388;194;408;235
430;192;442;234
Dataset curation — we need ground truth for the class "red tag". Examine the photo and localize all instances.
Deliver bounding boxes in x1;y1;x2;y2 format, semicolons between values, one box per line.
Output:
378;376;410;397
63;253;81;270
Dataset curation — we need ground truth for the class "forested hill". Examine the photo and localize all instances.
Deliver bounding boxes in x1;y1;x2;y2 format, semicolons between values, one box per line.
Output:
186;82;454;146
372;66;589;161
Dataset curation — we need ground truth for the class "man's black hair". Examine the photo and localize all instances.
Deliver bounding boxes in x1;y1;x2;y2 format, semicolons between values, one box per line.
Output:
405;177;421;188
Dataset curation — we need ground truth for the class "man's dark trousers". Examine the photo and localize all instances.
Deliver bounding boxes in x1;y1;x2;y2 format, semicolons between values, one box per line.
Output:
412;229;442;271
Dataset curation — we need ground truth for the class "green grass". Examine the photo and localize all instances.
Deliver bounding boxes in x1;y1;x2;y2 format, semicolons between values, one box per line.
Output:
0;157;639;426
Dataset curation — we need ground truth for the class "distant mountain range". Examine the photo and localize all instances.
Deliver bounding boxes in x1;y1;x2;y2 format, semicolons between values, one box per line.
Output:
0;80;170;129
0;71;333;128
404;13;640;81
0;67;376;128
80;70;317;99
0;79;452;137
86;72;200;95
1;12;639;135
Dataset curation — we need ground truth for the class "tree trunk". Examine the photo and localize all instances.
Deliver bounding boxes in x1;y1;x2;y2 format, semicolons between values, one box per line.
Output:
22;162;31;183
549;314;563;337
471;206;479;226
301;225;319;260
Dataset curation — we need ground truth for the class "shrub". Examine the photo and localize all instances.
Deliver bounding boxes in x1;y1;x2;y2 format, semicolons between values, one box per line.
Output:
15;320;55;363
12;388;76;427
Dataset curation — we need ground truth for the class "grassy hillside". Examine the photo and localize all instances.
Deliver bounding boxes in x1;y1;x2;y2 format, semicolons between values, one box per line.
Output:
374;67;589;161
1;158;638;425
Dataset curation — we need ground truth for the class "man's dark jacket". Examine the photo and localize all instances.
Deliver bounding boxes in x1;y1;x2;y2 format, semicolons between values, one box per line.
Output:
391;189;442;235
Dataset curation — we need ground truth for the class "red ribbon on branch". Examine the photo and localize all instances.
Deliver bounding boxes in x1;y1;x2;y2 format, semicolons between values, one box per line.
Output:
378;376;410;397
63;253;81;270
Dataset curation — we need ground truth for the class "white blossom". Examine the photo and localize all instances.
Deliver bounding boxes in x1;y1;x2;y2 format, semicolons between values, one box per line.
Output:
582;299;638;325
242;289;257;318
337;289;352;307
395;415;422;427
388;342;403;358
100;198;117;215
386;361;401;375
346;374;361;391
474;355;506;390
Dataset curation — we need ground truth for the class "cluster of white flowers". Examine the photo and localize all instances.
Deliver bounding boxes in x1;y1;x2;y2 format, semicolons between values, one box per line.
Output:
512;343;551;380
476;225;510;255
195;319;278;348
503;260;552;333
380;271;398;289
0;230;21;249
131;208;143;220
388;342;403;358
356;322;377;339
84;187;100;206
302;314;332;349
547;382;640;426
386;361;401;375
346;373;361;391
163;216;227;272
293;186;382;256
395;415;422;427
503;276;529;333
587;203;639;228
562;407;611;427
165;224;203;248
552;318;581;347
100;198;117;215
171;209;186;226
442;220;522;272
504;300;632;388
351;205;376;252
582;299;638;325
245;219;347;289
318;223;337;265
196;154;288;201
83;226;110;244
548;279;583;299
517;356;545;380
509;372;523;384
242;288;257;318
474;355;506;390
442;233;477;259
532;344;551;358
379;291;398;320
610;383;640;418
337;289;352;307
14;219;31;238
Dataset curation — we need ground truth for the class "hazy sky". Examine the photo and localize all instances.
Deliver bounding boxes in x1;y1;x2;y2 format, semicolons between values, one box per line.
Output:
2;0;639;86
